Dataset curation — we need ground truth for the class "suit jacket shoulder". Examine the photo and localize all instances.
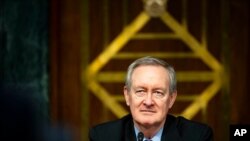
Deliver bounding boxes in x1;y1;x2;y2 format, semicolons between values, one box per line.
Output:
163;115;213;141
89;115;136;141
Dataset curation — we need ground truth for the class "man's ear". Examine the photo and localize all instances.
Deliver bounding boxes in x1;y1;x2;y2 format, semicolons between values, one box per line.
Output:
169;90;177;109
124;86;130;106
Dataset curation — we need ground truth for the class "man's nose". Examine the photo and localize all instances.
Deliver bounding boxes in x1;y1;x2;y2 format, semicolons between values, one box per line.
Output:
143;94;154;106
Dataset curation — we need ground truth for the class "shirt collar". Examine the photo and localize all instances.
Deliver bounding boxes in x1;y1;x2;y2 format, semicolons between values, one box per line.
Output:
134;125;163;141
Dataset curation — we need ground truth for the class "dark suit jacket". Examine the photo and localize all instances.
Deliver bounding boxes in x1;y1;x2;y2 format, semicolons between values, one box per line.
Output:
89;114;213;141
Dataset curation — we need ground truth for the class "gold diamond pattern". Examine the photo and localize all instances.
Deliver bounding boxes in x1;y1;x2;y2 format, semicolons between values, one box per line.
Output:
83;8;224;119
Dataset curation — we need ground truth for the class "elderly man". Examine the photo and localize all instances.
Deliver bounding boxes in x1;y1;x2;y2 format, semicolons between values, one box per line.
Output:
89;56;213;141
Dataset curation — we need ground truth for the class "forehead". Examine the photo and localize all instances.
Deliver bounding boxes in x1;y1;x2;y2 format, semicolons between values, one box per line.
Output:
131;65;169;84
133;65;168;74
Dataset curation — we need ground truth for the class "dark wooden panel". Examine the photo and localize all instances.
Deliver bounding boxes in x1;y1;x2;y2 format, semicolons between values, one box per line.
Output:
50;0;82;140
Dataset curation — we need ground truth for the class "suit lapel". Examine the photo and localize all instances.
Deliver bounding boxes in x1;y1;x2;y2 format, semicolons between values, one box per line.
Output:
124;115;137;141
161;115;182;141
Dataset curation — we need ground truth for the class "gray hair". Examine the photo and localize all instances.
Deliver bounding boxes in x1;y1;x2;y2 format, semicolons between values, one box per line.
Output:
125;56;177;94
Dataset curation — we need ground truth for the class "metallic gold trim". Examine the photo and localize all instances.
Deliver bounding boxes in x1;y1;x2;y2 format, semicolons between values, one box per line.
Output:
133;33;179;39
85;12;150;81
181;77;222;119
88;80;128;118
160;11;223;72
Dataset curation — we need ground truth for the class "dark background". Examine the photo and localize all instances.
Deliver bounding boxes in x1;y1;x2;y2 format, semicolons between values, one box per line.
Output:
0;0;49;121
1;0;249;141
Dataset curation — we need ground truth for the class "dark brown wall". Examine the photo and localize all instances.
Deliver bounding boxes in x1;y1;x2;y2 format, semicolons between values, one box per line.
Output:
50;0;82;140
229;0;250;124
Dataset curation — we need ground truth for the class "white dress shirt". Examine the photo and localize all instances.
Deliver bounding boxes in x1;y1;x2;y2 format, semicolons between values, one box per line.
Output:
134;125;163;141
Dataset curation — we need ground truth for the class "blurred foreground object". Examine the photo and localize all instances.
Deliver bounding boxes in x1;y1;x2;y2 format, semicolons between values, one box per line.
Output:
0;86;73;141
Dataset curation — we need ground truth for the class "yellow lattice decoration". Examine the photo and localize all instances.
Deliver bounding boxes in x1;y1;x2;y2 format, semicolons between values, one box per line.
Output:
83;5;224;119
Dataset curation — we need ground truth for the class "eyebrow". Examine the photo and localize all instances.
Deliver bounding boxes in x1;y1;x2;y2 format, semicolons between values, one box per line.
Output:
152;87;167;92
133;86;167;92
132;86;146;90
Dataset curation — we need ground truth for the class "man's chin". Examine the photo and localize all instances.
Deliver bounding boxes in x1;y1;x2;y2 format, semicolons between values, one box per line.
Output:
138;119;155;126
133;115;160;126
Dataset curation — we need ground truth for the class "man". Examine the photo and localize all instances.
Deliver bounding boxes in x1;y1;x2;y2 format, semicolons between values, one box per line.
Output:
89;56;213;141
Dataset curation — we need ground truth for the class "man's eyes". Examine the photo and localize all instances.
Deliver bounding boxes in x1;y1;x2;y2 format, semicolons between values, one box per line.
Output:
154;91;164;96
135;90;146;94
134;90;165;98
135;90;146;96
155;91;162;94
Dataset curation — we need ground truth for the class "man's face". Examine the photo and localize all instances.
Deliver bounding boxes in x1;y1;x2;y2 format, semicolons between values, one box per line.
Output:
124;65;177;128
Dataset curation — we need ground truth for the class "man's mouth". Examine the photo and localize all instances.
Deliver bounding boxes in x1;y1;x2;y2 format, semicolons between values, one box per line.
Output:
140;110;156;113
